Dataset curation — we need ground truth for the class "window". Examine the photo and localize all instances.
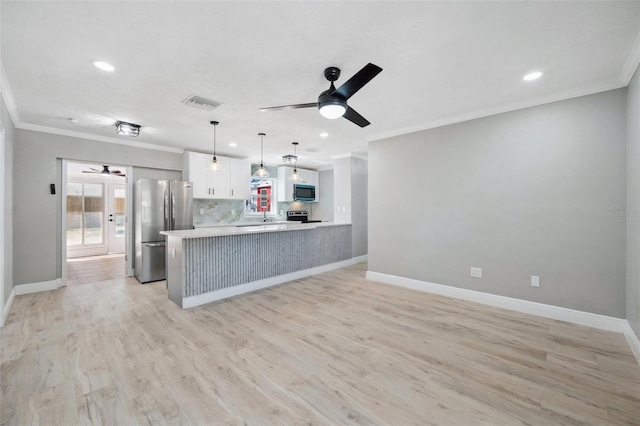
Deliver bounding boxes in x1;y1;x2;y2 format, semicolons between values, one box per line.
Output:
67;182;104;246
245;178;277;215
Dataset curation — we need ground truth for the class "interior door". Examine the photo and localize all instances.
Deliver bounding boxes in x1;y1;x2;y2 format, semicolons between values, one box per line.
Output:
108;184;126;253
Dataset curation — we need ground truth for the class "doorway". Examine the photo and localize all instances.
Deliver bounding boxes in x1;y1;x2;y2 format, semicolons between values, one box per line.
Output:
64;161;129;286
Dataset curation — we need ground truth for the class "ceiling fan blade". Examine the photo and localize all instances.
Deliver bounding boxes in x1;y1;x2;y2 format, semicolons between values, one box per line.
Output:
259;102;317;112
343;106;371;128
89;167;100;172
334;63;382;100
82;171;99;174
110;170;122;174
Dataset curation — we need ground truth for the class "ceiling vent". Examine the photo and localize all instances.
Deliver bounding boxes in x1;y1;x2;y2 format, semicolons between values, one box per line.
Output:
306;148;320;153
182;95;221;111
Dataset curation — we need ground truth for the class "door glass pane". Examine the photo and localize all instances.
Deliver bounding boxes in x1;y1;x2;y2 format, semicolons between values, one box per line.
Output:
66;183;83;246
114;188;126;237
84;183;103;244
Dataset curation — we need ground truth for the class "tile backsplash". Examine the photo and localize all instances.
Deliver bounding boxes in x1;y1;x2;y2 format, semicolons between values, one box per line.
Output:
193;199;311;225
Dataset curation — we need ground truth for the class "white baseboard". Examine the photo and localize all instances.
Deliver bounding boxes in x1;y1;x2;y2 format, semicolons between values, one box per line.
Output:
624;323;640;366
1;287;15;327
352;254;368;263
14;278;61;296
183;256;367;309
365;271;628;334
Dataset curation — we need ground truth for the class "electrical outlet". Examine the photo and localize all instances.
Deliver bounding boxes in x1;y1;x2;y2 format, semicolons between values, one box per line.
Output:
531;275;540;287
470;267;482;278
199;208;204;215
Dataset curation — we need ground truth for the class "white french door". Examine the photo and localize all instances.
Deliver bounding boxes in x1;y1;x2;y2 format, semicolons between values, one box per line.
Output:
107;184;126;254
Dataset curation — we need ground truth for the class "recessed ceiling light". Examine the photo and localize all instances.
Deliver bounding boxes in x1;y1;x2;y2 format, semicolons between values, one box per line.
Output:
229;142;237;147
68;118;78;123
92;60;115;72
320;132;329;138
523;71;542;81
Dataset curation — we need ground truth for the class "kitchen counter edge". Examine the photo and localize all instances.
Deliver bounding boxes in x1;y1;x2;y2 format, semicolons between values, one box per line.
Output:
160;222;349;239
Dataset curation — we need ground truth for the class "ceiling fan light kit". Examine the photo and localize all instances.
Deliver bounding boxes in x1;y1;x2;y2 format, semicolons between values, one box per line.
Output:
82;165;125;177
115;121;141;137
259;63;382;127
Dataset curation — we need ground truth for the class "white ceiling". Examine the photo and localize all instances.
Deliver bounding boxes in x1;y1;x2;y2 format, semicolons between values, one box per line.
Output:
2;1;640;170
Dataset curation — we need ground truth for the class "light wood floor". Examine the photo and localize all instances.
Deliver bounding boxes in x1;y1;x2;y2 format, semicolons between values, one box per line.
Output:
67;254;126;286
2;263;639;425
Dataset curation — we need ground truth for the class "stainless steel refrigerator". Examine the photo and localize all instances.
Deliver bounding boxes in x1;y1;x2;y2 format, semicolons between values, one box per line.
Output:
134;179;193;283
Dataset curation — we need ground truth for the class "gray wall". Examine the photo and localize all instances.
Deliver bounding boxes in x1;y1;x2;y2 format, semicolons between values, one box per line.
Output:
333;157;352;224
1;94;14;306
627;65;640;337
351;157;368;257
14;129;182;285
311;169;334;222
369;89;627;318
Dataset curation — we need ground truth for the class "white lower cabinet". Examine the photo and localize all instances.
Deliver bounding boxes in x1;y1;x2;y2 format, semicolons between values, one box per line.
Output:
184;151;250;200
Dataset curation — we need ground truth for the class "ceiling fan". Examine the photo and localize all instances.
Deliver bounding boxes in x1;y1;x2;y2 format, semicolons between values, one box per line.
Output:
82;165;125;177
259;63;383;128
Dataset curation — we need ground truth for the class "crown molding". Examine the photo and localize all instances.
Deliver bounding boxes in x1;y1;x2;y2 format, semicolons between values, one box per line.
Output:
330;152;368;161
0;65;22;127
620;31;640;84
366;79;625;143
18;123;184;154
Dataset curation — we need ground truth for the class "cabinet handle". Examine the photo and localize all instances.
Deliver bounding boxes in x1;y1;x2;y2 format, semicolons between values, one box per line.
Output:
208;188;211;195
212;188;214;195
231;189;234;196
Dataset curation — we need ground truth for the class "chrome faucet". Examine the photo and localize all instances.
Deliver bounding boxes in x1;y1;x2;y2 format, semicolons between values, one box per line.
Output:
262;212;272;222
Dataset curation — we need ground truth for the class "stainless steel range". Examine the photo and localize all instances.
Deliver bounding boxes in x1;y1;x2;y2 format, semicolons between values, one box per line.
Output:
286;211;321;223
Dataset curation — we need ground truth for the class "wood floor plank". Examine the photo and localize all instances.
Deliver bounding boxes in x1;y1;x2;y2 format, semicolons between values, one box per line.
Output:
2;262;639;425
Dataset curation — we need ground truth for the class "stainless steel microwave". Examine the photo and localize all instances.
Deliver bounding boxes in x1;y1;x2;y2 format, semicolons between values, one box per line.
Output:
293;184;316;201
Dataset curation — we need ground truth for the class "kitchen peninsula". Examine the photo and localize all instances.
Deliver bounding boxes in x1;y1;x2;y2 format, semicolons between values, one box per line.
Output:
161;223;352;308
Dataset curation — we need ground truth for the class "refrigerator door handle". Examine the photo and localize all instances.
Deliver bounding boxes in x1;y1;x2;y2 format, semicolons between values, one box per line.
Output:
145;242;166;248
164;188;169;231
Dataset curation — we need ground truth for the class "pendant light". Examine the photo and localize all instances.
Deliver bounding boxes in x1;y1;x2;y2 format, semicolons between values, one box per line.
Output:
253;132;270;177
208;120;224;172
288;142;302;182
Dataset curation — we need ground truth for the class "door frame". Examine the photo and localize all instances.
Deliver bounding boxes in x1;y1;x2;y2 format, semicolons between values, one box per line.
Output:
61;159;133;286
0;125;5;326
107;183;126;254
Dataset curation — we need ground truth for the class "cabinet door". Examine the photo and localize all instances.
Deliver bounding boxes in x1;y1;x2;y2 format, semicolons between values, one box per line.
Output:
228;158;251;200
185;152;212;199
207;156;230;198
277;166;294;202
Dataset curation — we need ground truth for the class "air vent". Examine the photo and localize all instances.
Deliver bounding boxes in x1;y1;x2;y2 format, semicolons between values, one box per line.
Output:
306;148;320;153
181;95;221;111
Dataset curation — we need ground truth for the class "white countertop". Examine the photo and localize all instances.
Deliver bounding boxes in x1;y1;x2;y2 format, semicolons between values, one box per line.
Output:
161;222;349;239
193;221;291;228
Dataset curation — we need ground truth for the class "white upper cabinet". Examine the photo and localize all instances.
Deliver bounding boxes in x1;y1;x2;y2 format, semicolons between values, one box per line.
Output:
183;151;250;200
277;166;319;202
228;157;251;200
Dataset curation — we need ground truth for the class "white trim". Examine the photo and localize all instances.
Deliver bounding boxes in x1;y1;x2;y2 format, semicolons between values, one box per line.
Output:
182;256;366;309
14;279;61;296
0;65;21;127
0;124;4;325
366;79;624;143
624;323;640;366
352;254;368;263
620;31;640;84
19;123;183;154
61;160;68;286
2;287;15;327
330;153;368;161
366;271;627;333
